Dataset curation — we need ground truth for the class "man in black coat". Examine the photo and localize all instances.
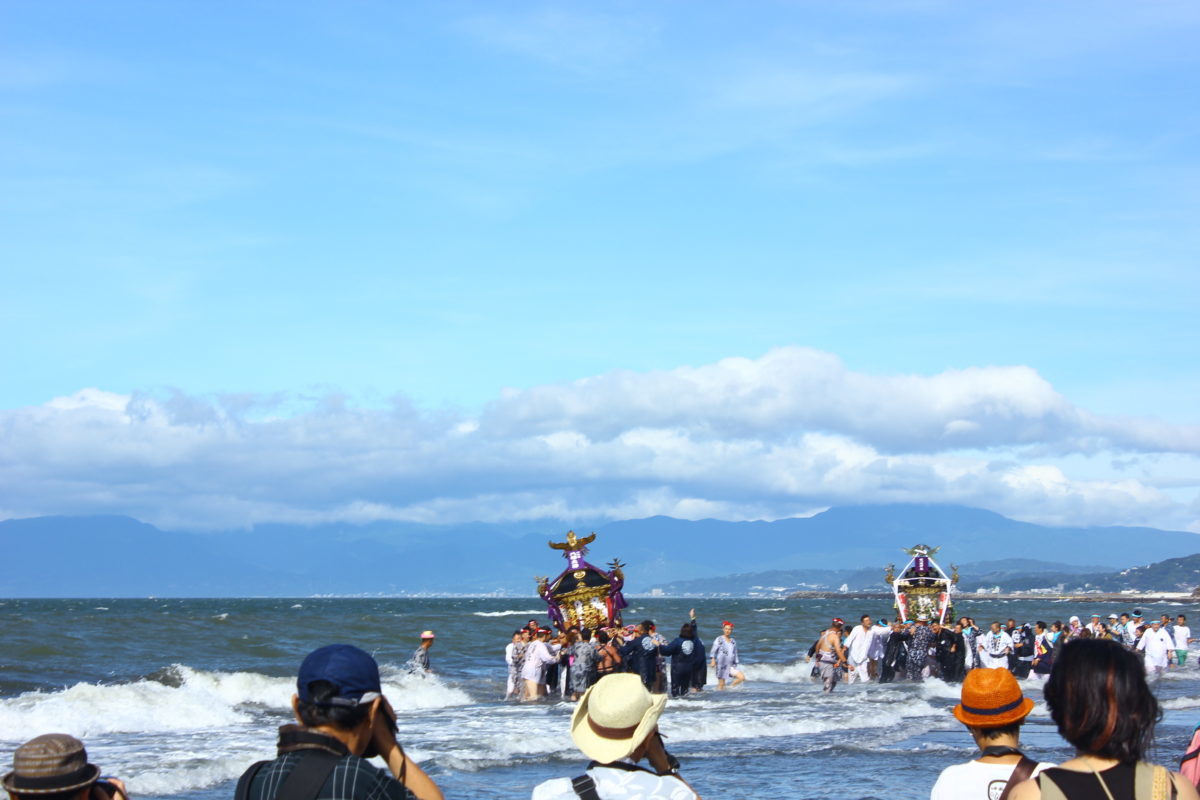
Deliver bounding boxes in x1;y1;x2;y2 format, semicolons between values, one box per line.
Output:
619;619;663;692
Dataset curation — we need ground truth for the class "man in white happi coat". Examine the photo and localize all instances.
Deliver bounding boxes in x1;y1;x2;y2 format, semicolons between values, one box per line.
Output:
522;627;562;699
978;621;1013;669
1138;618;1174;678
843;614;885;684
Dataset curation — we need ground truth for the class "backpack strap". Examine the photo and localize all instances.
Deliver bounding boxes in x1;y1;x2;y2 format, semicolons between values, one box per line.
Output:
998;757;1038;800
570;774;602;800
274;752;340;800
234;761;268;800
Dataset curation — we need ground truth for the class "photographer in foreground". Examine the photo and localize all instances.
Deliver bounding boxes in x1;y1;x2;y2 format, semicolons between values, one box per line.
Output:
237;644;442;800
3;734;126;800
532;673;701;799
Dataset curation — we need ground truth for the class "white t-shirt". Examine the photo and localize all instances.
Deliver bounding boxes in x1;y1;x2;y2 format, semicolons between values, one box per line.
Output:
930;759;1053;800
532;764;696;800
1174;625;1191;650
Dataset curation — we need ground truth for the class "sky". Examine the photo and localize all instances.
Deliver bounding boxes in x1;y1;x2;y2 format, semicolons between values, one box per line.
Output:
1;1;1198;533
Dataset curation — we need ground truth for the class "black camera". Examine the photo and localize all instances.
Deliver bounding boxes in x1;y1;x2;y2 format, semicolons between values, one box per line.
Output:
92;779;126;800
361;707;399;759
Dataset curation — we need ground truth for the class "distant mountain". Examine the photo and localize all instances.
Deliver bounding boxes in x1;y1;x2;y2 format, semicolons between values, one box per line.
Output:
965;553;1200;594
2;504;1198;597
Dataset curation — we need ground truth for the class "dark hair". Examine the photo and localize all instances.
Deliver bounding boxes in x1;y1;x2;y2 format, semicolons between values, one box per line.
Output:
296;680;371;730
1044;639;1160;764
581;628;593;641
975;721;1022;741
513;629;523;636
680;622;695;638
596;630;610;644
861;614;870;622
1035;621;1047;631
641;619;655;632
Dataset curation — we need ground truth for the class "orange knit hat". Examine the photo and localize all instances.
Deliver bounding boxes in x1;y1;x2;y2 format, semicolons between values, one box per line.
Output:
952;668;1035;727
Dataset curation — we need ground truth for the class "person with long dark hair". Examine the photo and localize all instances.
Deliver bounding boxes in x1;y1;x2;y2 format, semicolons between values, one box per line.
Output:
1010;638;1200;800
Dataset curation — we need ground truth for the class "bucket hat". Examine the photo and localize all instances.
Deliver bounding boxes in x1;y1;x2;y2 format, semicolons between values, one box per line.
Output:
953;668;1035;728
2;734;101;796
569;674;668;763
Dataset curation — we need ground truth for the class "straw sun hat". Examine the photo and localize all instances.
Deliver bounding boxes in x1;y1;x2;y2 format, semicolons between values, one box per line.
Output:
952;668;1035;728
570;674;668;763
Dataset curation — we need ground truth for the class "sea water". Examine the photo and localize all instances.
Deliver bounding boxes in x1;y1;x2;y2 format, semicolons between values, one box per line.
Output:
4;597;1200;800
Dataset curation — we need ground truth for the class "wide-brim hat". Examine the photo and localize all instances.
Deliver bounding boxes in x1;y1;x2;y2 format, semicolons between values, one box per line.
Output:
953;668;1035;728
3;734;101;796
570;674;668;763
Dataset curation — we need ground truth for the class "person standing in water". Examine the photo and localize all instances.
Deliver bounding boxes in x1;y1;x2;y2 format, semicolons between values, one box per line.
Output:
504;629;526;700
409;631;435;673
812;618;849;693
710;621;745;690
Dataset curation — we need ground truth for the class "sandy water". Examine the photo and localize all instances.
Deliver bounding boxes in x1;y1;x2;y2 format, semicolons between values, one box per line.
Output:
4;597;1200;799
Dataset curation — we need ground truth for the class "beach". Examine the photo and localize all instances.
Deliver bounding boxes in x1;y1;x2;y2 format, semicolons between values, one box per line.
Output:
5;597;1200;800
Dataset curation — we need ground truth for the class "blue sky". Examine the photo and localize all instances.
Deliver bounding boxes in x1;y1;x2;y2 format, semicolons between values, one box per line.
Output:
2;2;1198;532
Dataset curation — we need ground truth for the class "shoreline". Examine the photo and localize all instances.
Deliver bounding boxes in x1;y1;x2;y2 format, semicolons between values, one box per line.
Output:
782;590;1197;602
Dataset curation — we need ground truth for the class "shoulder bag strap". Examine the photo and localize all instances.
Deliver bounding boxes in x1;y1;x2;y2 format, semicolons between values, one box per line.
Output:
570;774;602;800
1141;763;1175;800
1038;772;1069;800
998;757;1038;800
275;752;340;800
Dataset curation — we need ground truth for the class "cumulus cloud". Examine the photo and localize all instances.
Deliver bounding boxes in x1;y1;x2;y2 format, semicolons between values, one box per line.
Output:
0;347;1196;531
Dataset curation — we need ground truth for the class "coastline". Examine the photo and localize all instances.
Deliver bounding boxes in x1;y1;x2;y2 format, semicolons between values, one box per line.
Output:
783;590;1198;602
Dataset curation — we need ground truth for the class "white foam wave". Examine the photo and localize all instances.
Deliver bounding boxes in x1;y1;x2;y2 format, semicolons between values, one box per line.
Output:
1162;696;1200;710
0;667;285;741
756;608;786;612
213;613;229;621
662;696;945;742
470;609;544;617
125;749;274;795
378;664;473;710
0;662;472;744
742;660;817;683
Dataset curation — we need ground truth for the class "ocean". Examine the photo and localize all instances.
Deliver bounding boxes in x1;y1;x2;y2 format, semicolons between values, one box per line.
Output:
4;597;1200;800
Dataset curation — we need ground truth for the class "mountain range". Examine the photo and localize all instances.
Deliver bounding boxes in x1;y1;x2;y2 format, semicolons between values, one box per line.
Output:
2;504;1198;597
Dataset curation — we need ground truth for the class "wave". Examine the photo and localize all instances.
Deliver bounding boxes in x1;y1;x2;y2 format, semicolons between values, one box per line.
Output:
1162;696;1200;710
0;663;471;744
756;608;786;612
662;696;946;743
470;610;544;617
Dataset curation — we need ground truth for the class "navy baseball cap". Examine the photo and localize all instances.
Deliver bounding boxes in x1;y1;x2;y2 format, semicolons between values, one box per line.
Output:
297;644;382;707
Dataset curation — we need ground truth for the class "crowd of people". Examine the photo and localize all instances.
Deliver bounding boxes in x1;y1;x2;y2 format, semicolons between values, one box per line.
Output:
803;609;1194;692
9;632;1200;800
503;610;745;702
5;608;1199;800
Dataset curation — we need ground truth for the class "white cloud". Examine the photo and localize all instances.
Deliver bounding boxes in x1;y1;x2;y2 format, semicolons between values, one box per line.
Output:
0;349;1196;531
